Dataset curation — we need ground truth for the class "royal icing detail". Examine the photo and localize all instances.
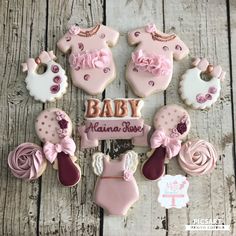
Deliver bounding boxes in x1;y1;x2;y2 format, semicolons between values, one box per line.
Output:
35;108;81;187
22;51;68;103
8;143;47;181
142;104;191;181
77;98;151;148
126;23;189;97
57;24;119;95
178;139;217;176
179;58;226;109
92;151;139;215
158;175;189;209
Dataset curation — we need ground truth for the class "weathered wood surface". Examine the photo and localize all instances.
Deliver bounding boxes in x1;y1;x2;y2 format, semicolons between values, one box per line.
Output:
0;0;235;236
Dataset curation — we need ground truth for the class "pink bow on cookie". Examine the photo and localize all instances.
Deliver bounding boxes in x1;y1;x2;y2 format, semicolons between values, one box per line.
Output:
43;136;76;163
150;129;181;159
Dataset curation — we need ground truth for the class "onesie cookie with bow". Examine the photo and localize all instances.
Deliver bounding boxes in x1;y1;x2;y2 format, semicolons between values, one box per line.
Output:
22;51;68;103
57;24;119;95
35;108;81;187
126;23;189;97
142;104;191;181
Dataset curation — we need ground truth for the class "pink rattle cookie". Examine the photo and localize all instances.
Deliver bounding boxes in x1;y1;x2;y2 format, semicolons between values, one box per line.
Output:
179;58;226;109
126;23;189;97
8;143;47;181
22;51;68;103
92;150;139;215
35;108;81;187
57;24;119;95
142;104;191;181
178;139;217;176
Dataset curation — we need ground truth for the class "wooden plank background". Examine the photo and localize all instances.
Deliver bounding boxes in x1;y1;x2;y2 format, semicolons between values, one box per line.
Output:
0;0;235;235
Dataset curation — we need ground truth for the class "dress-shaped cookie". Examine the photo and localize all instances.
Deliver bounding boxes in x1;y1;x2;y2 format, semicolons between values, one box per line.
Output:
126;23;189;97
57;24;119;95
92;151;139;215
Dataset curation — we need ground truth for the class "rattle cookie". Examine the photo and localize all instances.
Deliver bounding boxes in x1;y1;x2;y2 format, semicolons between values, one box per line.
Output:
142;104;191;181
92;151;139;215
179;58;226;109
8;143;47;181
178;139;217;176
57;24;119;95
126;23;189;97
35;108;81;187
22;51;68;103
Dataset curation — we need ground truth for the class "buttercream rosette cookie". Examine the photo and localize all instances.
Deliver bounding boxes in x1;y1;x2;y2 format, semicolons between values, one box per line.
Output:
8;143;47;180
35;108;81;187
142;104;191;181
178;139;217;176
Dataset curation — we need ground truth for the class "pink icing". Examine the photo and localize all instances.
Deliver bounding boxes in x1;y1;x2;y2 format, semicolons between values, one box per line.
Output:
132;50;171;76
69;48;110;70
145;23;157;33
123;170;133;181
69;25;80;35
178;139;217;176
8;143;46;180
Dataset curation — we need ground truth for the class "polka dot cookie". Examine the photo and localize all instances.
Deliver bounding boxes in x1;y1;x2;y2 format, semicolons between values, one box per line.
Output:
35;108;72;144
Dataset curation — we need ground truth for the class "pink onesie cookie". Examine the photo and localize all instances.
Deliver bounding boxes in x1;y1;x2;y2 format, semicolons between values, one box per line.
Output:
57;24;119;95
22;51;68;103
142;104;191;181
35;108;81;187
92;151;139;215
126;23;189;97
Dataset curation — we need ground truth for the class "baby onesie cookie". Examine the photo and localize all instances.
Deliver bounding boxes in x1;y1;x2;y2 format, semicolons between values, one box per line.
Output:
78;98;151;148
8;143;47;181
179;58;226;109
126;23;189;97
178;139;217;176
35;108;81;187
92;150;139;215
57;24;119;95
22;51;68;103
142;104;191;181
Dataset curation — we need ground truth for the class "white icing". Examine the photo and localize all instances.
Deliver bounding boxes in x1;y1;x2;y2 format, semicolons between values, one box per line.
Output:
25;60;68;102
92;152;104;176
84;98;144;120
179;67;221;109
124;151;138;172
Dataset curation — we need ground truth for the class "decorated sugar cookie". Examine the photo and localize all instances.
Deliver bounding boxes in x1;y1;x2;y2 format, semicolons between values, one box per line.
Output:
178;139;217;176
92;151;139;215
179;58;226;109
126;23;189;97
8;143;47;181
35;108;81;187
57;24;119;95
77;98;151;148
142;104;191;181
22;51;68;103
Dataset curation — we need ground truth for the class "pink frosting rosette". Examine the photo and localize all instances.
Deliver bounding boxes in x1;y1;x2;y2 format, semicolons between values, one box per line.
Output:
8;143;47;180
178;139;217;176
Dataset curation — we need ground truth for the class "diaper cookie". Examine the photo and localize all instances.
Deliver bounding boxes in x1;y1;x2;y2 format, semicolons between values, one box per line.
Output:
126;23;189;97
35;108;81;187
77;98;151;148
22;51;68;103
8;143;47;181
142;104;191;181
57;24;119;95
179;58;226;109
92;150;139;215
178;139;217;176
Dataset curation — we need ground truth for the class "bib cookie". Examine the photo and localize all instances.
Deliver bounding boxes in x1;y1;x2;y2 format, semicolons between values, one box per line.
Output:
179;58;226;109
126;23;189;97
92;151;139;215
142;104;191;181
57;24;119;95
35;108;81;187
22;51;68;103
